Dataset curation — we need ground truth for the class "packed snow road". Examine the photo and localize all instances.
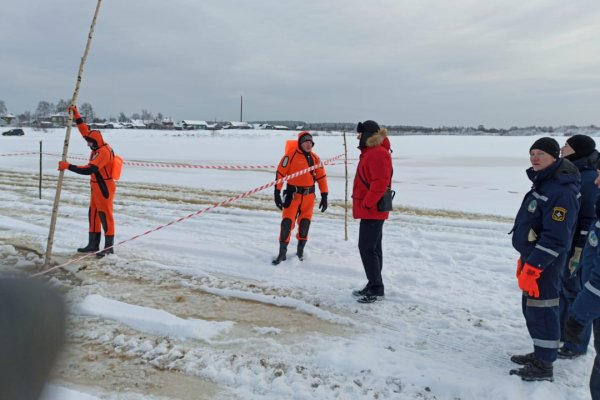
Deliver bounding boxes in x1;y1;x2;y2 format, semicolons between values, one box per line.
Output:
0;167;593;399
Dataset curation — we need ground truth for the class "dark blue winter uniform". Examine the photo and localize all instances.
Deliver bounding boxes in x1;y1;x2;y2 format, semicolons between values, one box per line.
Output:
570;218;600;399
512;158;581;363
560;151;600;353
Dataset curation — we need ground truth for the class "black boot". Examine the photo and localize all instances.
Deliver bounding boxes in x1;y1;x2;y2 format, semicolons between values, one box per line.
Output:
557;346;585;359
77;232;101;253
509;358;553;382
352;284;370;297
510;352;536;366
272;242;287;265
296;240;307;261
96;235;114;258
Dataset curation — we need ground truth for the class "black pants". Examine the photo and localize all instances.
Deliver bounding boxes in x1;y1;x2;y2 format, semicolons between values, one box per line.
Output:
358;219;385;294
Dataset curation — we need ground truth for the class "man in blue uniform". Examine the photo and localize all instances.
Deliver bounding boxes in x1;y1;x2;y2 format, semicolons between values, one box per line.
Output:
558;135;600;359
564;160;600;399
509;137;581;382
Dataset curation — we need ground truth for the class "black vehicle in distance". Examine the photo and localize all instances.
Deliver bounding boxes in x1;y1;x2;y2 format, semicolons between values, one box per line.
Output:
2;128;25;136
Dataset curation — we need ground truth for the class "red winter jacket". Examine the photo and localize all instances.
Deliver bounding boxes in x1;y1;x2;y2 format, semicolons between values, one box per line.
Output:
352;128;393;220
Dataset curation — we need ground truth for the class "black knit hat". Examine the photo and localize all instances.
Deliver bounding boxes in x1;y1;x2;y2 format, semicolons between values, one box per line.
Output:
357;120;380;148
530;137;560;159
566;135;596;157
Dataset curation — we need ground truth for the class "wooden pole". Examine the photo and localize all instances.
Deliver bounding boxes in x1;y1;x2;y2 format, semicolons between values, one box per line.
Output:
343;130;348;241
39;140;42;200
43;0;104;269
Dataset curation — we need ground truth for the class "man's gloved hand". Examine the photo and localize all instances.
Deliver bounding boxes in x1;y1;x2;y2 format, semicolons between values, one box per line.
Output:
516;258;523;278
58;161;70;171
67;105;81;119
564;316;585;344
319;193;328;212
274;189;283;210
518;263;542;298
568;247;583;275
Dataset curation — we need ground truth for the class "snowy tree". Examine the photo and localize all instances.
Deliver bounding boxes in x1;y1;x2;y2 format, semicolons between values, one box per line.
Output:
0;100;7;116
131;113;141;120
35;101;53;118
141;109;153;121
55;99;69;113
79;103;95;121
118;112;129;122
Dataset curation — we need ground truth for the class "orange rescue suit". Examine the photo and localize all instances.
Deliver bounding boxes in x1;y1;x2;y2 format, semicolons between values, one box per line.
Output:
70;119;116;236
275;133;328;243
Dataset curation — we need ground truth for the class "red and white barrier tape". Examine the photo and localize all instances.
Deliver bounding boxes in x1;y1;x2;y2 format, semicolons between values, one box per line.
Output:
31;153;345;277
1;151;348;169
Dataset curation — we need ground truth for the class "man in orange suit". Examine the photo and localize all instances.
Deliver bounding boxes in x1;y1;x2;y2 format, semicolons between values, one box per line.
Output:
272;131;328;265
57;105;116;257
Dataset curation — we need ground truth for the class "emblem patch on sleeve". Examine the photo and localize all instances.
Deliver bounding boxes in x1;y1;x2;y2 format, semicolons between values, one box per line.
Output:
281;156;289;167
552;207;567;222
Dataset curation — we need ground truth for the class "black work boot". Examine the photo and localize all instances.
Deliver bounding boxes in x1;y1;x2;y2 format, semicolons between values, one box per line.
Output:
77;232;101;253
509;358;553;382
557;346;585;360
96;235;114;258
296;240;307;261
510;352;536;366
272;242;287;265
356;288;385;304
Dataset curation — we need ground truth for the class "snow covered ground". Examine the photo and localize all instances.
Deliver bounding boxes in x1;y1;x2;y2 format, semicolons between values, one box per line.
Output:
0;128;595;399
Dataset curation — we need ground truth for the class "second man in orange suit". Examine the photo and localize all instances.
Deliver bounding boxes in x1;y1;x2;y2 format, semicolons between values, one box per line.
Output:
272;131;328;265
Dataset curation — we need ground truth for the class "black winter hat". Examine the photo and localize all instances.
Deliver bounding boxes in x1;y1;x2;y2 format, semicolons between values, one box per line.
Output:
357;120;380;149
357;120;380;135
566;135;596;157
530;137;560;159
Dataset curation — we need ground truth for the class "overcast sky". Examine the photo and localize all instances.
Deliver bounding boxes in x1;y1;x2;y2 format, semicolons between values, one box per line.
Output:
2;0;600;128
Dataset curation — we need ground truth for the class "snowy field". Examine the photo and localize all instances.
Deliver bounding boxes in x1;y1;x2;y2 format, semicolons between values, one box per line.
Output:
0;128;595;399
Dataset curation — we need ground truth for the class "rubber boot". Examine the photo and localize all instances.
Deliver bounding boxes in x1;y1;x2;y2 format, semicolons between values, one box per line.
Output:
296;240;307;261
96;235;114;258
272;242;287;265
77;232;101;253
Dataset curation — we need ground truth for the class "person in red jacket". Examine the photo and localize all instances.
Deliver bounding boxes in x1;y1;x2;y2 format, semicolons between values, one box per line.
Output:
351;120;393;303
272;131;328;265
57;105;116;257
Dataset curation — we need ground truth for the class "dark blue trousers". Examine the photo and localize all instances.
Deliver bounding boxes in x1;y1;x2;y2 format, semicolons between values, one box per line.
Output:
591;320;600;400
358;219;385;294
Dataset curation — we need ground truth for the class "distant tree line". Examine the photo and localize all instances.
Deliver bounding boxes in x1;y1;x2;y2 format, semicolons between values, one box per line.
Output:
0;99;168;125
1;100;599;136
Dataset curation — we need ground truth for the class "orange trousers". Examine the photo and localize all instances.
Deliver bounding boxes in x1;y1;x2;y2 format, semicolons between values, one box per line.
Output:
88;180;116;236
278;193;314;243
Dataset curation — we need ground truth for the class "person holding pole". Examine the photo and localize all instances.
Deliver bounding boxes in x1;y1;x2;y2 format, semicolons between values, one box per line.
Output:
57;104;116;257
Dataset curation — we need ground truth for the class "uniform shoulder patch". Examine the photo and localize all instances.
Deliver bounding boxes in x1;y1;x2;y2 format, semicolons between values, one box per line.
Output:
281;156;289;168
552;207;567;222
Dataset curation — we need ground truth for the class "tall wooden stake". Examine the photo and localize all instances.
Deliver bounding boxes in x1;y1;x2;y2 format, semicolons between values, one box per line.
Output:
39;140;42;200
43;0;104;269
343;130;348;241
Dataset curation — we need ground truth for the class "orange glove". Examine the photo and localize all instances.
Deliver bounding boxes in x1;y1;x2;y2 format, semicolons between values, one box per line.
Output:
518;263;542;297
58;161;70;171
67;105;81;119
516;258;523;278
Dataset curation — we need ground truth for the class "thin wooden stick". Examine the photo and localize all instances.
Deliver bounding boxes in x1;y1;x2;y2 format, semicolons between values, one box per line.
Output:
343;130;348;241
43;0;104;269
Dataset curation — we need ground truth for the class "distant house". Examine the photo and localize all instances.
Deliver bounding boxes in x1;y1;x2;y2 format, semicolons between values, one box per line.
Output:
50;112;69;126
122;120;147;129
181;120;210;130
223;121;253;130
